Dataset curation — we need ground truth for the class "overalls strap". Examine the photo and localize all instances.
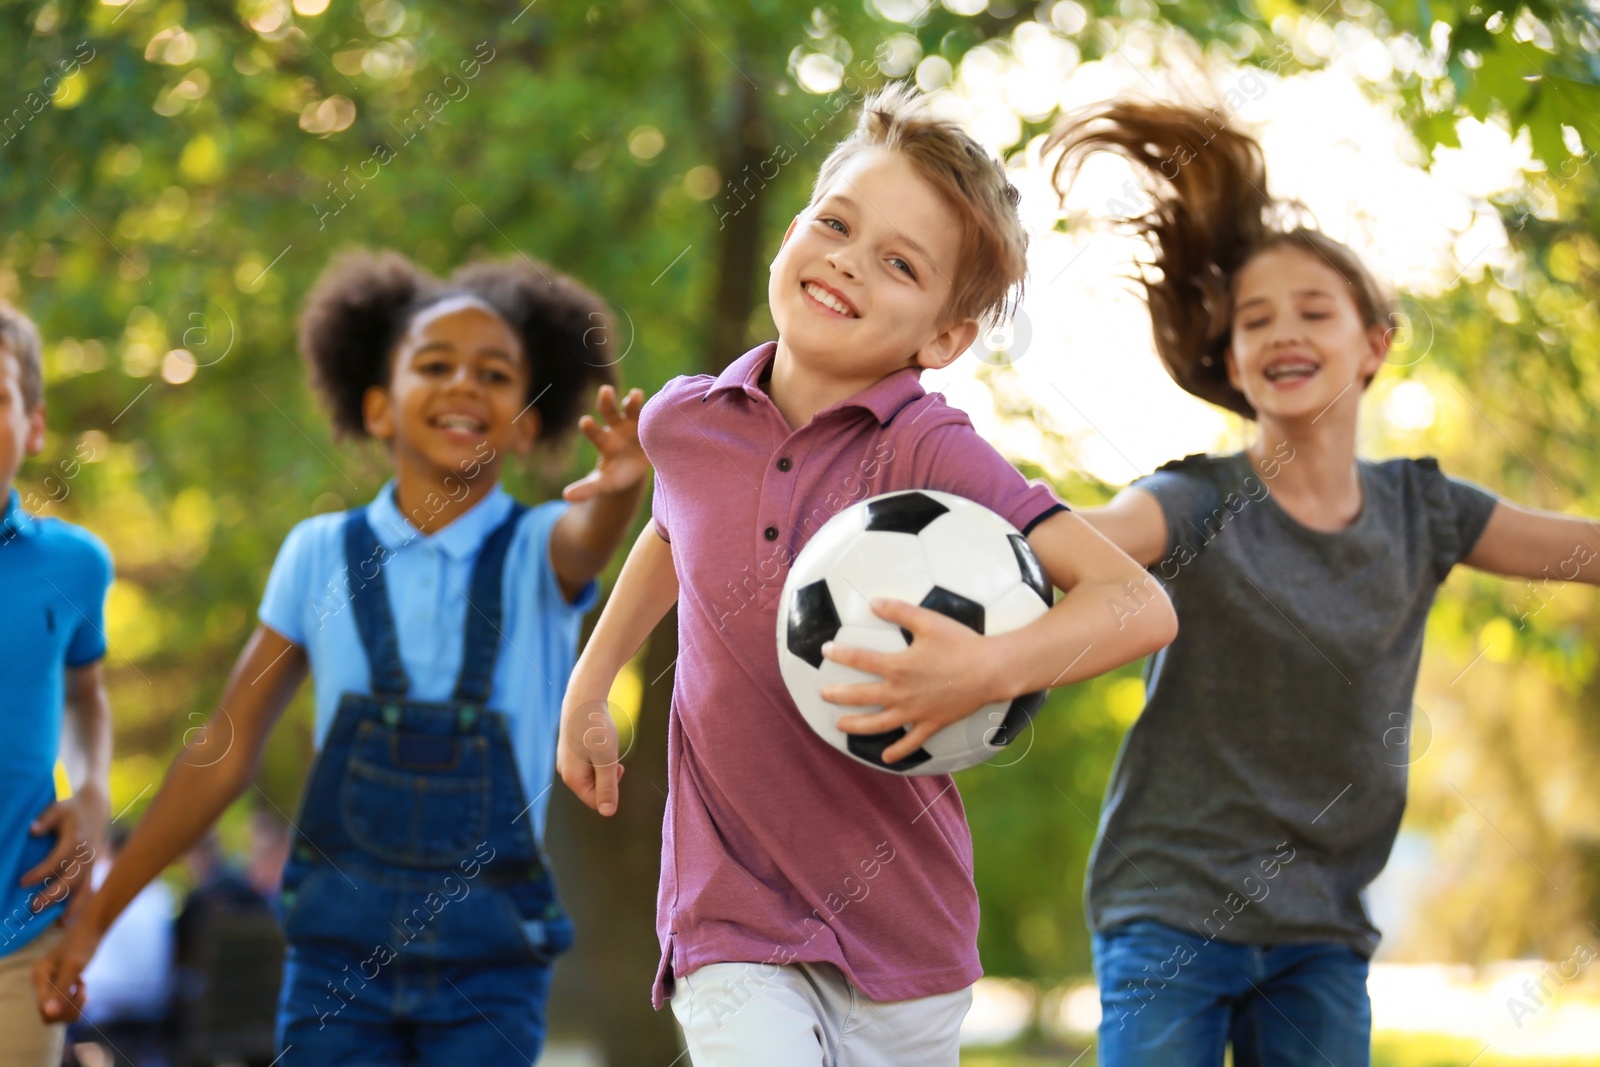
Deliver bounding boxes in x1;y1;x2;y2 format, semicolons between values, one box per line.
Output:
454;503;529;705
344;509;409;697
343;502;530;705
284;502;571;973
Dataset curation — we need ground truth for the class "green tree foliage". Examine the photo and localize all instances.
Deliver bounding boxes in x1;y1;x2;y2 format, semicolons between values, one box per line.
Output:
4;0;1598;1058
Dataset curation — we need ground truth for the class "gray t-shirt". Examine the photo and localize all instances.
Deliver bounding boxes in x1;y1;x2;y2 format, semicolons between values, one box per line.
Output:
1086;451;1499;956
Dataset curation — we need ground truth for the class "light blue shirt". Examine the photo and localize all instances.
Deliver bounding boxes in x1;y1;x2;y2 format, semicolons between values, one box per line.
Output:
258;482;599;841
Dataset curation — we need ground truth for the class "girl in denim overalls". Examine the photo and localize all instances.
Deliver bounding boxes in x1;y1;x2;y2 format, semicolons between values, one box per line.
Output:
36;251;649;1064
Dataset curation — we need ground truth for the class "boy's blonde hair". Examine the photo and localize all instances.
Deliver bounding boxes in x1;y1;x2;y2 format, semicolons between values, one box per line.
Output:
0;302;42;412
811;84;1027;325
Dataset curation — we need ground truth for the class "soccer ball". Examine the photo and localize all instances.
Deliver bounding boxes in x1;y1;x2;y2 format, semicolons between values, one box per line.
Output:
777;489;1053;776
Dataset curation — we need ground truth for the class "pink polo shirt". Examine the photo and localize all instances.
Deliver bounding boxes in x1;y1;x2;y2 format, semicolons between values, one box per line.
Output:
640;341;1067;1009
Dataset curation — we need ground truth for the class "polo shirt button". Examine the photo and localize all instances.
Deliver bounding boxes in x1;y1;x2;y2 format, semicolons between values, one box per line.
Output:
763;525;778;541
776;456;792;472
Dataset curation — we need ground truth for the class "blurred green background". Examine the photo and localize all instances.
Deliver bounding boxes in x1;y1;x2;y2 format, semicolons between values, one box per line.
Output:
4;0;1600;1062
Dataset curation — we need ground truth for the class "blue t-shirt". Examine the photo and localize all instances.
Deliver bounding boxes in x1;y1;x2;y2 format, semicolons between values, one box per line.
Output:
0;489;113;958
258;482;598;842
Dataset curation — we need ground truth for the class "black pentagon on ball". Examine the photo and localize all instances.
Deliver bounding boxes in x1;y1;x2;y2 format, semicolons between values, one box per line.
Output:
989;689;1048;747
786;580;841;669
1010;533;1051;606
848;727;933;771
864;491;949;535
902;586;985;644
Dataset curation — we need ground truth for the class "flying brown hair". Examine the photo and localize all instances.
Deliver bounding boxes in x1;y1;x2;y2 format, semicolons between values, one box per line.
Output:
1045;101;1392;419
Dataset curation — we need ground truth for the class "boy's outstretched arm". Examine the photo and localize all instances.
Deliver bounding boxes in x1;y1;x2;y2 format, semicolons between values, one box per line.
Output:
33;625;307;1024
550;385;648;603
21;663;112;922
830;509;1177;763
557;524;678;817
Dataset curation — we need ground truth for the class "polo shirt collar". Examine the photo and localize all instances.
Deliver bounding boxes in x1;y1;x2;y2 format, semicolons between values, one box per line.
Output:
1;488;38;539
704;341;927;427
365;478;515;559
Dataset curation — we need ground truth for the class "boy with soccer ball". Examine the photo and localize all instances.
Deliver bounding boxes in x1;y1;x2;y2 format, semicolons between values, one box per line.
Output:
557;86;1176;1065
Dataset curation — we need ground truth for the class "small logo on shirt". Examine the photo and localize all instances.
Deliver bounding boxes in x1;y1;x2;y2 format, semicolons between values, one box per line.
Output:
44;606;55;634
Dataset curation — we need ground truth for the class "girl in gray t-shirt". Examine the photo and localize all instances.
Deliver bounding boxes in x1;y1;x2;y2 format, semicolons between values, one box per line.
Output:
1046;102;1600;1066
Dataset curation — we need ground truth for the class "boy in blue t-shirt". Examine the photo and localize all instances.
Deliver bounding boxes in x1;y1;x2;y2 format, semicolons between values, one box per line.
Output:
35;252;647;1063
0;302;113;1067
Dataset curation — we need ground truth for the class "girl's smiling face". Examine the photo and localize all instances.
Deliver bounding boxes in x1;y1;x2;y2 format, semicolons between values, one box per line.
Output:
363;296;539;481
1226;244;1389;423
768;148;978;388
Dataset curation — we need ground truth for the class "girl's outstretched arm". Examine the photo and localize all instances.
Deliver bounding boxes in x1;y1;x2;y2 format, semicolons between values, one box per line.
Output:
550;385;648;602
33;625;307;1024
557;524;679;817
1463;502;1600;584
1077;486;1170;567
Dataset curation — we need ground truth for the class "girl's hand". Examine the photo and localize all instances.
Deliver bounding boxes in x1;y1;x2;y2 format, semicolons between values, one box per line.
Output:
562;386;647;503
825;599;1008;765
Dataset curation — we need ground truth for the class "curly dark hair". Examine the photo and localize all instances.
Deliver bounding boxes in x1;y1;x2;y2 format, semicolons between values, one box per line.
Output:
297;249;619;442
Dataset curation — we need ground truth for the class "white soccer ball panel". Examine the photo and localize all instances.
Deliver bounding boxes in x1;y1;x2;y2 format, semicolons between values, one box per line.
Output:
778;644;846;755
790;512;865;583
987;582;1052;636
823;531;934;629
919;510;1028;611
783;625;905;758
922;696;1012;761
815;624;906;712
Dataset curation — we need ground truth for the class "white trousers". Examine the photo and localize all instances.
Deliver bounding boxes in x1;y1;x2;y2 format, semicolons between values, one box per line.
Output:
671;960;972;1067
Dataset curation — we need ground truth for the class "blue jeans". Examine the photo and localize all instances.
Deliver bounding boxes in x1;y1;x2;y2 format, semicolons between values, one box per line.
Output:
278;939;551;1065
1092;919;1371;1067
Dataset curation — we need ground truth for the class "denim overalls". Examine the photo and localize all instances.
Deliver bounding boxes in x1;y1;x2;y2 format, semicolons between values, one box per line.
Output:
274;505;572;1062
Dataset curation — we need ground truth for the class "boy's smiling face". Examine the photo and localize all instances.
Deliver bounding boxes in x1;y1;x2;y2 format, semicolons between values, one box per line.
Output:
0;346;45;498
362;297;538;484
769;148;979;388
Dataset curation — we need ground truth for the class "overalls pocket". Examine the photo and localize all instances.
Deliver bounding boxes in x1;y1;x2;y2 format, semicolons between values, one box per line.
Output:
338;720;492;867
490;881;577;964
